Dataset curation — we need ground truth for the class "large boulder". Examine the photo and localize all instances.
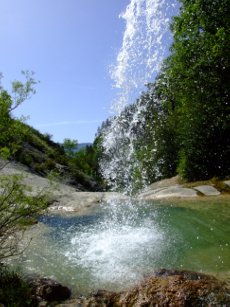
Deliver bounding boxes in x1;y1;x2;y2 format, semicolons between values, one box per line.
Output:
85;269;230;306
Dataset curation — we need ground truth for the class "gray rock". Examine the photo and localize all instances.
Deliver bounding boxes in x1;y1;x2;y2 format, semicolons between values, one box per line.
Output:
48;192;130;215
224;180;230;188
142;186;197;199
194;185;220;196
137;187;167;198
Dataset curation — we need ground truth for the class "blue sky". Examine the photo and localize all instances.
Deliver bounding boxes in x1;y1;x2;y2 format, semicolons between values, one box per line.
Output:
0;0;130;143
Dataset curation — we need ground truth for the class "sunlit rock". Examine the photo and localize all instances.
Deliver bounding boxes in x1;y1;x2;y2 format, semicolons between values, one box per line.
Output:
194;185;221;196
224;180;230;188
84;270;230;306
140;186;198;199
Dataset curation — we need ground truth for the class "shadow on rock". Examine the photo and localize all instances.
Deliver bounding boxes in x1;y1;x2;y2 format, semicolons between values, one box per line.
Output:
28;277;71;305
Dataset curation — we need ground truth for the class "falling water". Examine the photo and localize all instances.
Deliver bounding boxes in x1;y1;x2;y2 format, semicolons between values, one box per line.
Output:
100;0;178;193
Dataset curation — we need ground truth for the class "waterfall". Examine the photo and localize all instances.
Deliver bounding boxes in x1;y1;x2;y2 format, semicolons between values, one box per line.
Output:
100;0;179;194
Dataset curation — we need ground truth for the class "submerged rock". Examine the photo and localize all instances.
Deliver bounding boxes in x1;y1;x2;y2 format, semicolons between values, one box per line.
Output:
84;269;230;306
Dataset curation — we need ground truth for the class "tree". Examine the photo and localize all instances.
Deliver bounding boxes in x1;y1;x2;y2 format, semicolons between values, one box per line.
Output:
0;71;49;261
62;138;78;159
0;71;38;159
0;174;48;260
168;0;230;180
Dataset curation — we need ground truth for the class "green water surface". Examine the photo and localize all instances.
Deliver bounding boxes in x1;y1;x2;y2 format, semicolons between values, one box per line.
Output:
11;198;230;295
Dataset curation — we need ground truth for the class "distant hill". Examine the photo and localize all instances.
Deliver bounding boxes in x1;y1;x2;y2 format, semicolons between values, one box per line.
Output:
76;143;92;151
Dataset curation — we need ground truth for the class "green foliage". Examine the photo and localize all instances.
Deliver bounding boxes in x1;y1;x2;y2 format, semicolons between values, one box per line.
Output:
72;138;105;185
0;72;37;160
62;138;78;159
0;266;33;306
169;0;230;180
0;72;51;263
11;70;38;110
0;147;10;160
0;174;49;260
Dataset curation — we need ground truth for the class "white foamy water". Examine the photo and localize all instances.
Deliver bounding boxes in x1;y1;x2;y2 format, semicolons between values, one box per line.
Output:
64;215;164;287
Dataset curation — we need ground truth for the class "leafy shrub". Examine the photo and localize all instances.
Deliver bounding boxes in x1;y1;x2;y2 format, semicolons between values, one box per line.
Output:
0;174;49;261
0;266;34;306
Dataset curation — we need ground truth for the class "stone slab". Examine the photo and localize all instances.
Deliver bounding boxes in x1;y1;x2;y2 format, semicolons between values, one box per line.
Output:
224;180;230;188
194;185;220;196
143;187;197;199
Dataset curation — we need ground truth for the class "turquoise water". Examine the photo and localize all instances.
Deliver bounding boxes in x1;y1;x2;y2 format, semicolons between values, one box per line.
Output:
13;199;230;295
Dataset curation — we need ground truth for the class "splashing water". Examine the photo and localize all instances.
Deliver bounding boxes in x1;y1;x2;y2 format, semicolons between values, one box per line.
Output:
100;0;178;193
97;14;180;289
64;202;165;289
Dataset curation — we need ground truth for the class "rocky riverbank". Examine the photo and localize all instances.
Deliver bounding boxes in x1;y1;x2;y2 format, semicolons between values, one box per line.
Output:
30;269;230;306
47;175;230;214
1;162;229;215
2;267;229;306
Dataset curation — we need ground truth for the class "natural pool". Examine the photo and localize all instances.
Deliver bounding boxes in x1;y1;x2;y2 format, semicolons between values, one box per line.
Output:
12;198;230;296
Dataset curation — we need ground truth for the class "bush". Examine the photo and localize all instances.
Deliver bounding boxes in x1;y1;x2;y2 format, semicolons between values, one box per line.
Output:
0;174;49;261
0;266;34;306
